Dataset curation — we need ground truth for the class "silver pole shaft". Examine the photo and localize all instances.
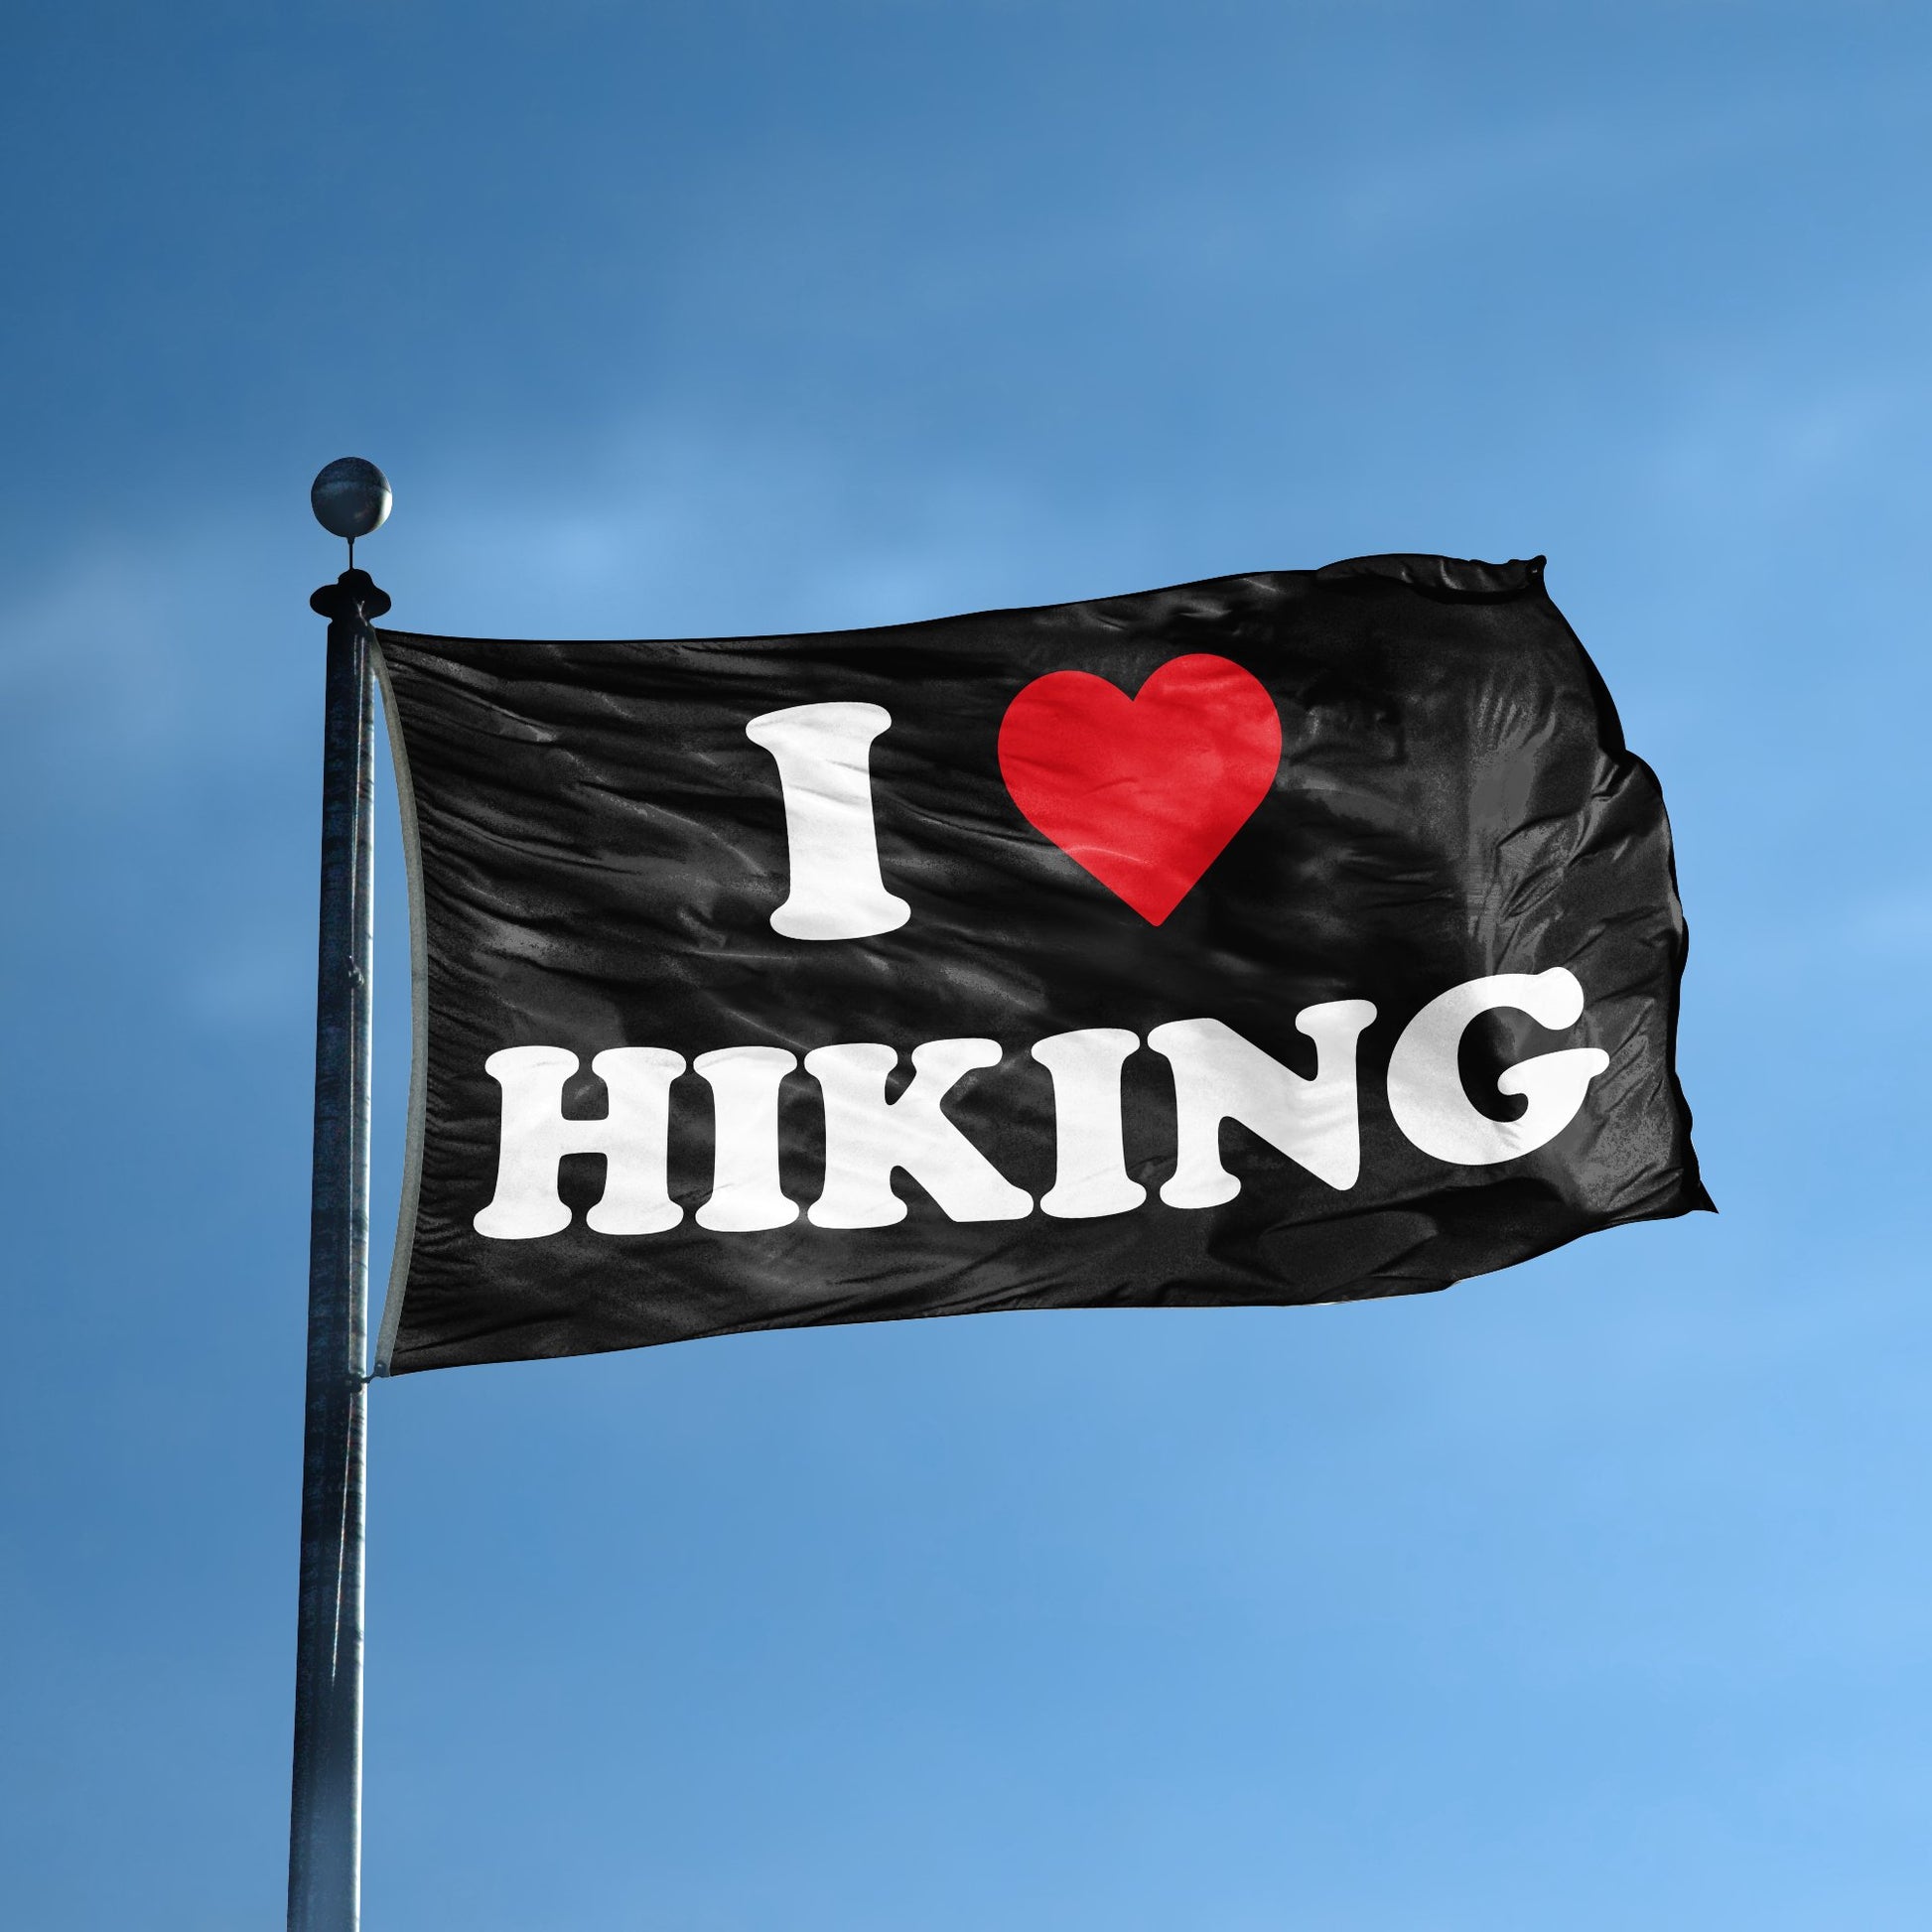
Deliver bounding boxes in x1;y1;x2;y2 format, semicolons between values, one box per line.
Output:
289;572;382;1932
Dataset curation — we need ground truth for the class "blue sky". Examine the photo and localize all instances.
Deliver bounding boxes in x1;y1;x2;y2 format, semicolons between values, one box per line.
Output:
4;3;1930;1926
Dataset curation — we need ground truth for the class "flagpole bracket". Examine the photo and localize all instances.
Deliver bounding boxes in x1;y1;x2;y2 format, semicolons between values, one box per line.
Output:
311;570;392;625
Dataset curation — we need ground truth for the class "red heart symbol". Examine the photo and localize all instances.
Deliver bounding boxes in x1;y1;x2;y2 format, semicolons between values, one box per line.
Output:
998;653;1282;924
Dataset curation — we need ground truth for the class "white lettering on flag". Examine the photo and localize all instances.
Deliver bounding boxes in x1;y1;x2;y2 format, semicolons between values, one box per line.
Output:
693;1046;800;1231
467;975;1616;1239
1386;970;1608;1165
804;1038;1033;1228
745;702;911;941
1031;1029;1146;1218
474;1045;685;1238
1149;1002;1378;1200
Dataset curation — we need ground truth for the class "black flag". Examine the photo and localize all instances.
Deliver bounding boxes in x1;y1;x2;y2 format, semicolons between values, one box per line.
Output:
371;554;1707;1375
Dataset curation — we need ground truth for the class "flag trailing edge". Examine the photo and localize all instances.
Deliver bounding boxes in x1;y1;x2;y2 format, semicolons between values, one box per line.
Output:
369;553;1709;1376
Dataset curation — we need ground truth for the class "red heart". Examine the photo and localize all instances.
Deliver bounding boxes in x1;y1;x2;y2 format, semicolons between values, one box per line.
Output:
998;653;1282;925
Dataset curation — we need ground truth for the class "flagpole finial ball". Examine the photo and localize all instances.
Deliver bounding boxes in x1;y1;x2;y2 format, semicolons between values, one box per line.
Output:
311;458;392;541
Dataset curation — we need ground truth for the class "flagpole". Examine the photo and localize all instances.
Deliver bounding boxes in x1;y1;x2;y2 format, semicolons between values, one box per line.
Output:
290;463;392;1932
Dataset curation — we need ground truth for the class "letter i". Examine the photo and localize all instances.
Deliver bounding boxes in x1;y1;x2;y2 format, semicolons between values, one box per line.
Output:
746;702;911;940
694;1046;799;1230
1032;1030;1147;1218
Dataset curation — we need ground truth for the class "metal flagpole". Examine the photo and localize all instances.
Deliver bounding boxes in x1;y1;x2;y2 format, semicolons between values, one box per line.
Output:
290;461;392;1932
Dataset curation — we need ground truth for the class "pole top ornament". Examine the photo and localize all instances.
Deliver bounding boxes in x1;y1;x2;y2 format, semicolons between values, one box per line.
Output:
311;457;392;543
